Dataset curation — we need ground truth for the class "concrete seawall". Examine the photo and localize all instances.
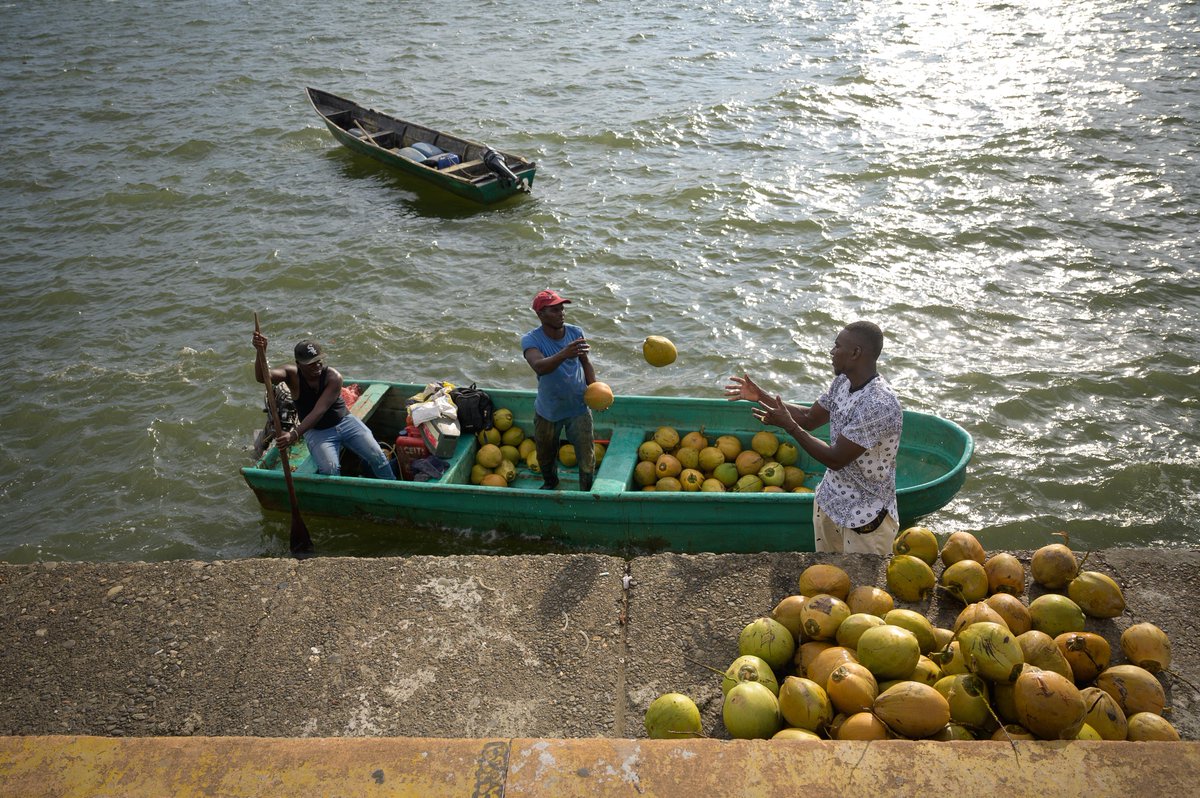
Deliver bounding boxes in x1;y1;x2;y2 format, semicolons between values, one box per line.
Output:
1;548;1198;795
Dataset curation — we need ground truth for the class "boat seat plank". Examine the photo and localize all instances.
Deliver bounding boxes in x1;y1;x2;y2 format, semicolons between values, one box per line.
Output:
593;426;645;495
439;159;484;175
349;383;391;421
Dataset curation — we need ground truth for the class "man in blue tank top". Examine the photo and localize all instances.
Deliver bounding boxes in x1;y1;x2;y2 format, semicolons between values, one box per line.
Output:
725;321;902;555
253;331;396;480
521;290;598;491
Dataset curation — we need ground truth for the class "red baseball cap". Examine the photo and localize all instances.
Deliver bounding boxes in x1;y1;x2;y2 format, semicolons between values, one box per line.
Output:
532;289;571;311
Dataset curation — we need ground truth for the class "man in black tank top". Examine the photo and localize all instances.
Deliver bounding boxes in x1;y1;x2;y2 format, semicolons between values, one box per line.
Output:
253;332;396;480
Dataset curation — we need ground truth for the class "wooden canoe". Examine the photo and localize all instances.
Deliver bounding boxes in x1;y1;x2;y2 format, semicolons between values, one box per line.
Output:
242;382;973;553
306;87;536;204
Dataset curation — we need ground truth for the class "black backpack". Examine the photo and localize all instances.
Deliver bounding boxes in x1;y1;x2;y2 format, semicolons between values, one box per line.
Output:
450;383;494;433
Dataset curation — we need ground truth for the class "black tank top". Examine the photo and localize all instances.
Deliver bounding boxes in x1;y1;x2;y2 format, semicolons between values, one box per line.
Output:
295;367;348;431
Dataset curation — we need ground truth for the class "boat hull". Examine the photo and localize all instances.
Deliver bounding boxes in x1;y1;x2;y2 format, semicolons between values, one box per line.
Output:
242;384;973;553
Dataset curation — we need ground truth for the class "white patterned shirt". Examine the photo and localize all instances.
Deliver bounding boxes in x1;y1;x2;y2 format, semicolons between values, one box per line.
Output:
814;374;903;528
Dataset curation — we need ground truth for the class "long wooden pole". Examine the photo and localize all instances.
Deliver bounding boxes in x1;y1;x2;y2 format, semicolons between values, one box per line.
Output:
255;313;314;557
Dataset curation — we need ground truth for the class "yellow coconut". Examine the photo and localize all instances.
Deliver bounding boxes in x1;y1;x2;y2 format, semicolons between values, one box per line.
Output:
518;438;537;459
633;460;657;487
476;427;501;446
500;426;525;447
837;712;891;740
700;478;726;492
1120;622;1171;674
655;476;681;492
958;622;1024;684
772;727;822;740
476;443;503;469
679;468;704;492
480;473;508;488
697;446;725;472
653;426;680;451
801;594;851;642
655;453;682;479
775;442;799;466
715;434;743;461
826;663;878;716
770;595;808;640
525;451;540;474
1094;664;1166;717
499;444;521;464
992;724;1036;741
983;593;1032;635
940;559;989;604
469;464;492;485
679;429;708;450
1127;712;1181;741
931;626;955;651
1055;632;1110;684
1028;594;1086;639
777;676;833;732
806;646;859;689
1079;686;1127;741
886;555;936;602
934;673;995;734
1016;630;1073;680
940;530;986;567
675;445;700;471
782;466;807;491
495;459;517;484
738;617;796;671
907;656;944;687
733;474;763;492
928;640;969;677
798;564;851;601
637;440;663;463
1014;668;1086;740
984;553;1026;596
558;443;576;467
892;526;940;565
795;640;833;673
1030;539;1078;589
952;601;1009;634
751;430;780;458
855;625;920;681
594;442;606;465
491;407;514;432
583;381;614;411
642;335;677;367
835;613;885;650
883;608;937;654
734;449;765;476
644;692;703;739
846;585;895;618
873;682;951;739
722;654;780;696
1068;571;1126;619
722;680;781;740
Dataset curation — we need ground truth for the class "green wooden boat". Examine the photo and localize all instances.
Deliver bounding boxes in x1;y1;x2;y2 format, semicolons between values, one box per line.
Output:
306;87;536;204
242;382;972;553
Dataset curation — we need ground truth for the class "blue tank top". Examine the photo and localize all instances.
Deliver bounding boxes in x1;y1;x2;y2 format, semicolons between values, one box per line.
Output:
521;324;589;422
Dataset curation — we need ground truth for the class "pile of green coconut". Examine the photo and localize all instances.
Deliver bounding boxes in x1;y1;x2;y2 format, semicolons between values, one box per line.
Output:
645;529;1185;742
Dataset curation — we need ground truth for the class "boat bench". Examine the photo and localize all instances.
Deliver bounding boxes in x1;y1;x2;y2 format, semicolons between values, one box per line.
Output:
439;159;484;174
592;426;645;495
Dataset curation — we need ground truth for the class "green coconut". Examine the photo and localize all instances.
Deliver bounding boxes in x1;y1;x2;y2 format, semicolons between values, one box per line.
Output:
644;692;704;739
835;612;885;650
1126;712;1181;741
1030;540;1078;589
1028;593;1086;639
771;727;822;740
723;680;782;739
883;608;937;654
721;654;780;697
931;724;977;741
856;624;921;681
892;526;939;565
1013;667;1086;740
800;593;851;642
1079;686;1128;741
1075;723;1103;740
1055;632;1111;684
777;676;833;732
1067;571;1126;619
738;616;796;670
873;682;951;739
928;640;969;676
984;553;1026;596
1016;630;1074;680
940;559;990;604
886;554;936;603
1095;664;1166;717
934;673;995;733
1120;622;1171;674
958;622;1024;684
983;593;1032;635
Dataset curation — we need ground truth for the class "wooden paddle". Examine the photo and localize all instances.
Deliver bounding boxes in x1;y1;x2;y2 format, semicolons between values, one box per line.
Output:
254;313;314;557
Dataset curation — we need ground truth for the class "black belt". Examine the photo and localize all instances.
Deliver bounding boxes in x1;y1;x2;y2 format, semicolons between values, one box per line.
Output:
853;508;890;535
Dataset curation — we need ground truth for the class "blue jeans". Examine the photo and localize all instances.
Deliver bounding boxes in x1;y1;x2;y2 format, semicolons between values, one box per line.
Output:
303;415;396;479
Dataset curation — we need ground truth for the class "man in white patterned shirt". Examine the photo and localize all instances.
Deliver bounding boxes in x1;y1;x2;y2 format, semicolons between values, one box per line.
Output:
725;321;903;555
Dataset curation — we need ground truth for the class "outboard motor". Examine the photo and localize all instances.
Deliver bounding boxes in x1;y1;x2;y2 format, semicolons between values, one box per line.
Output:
482;146;531;193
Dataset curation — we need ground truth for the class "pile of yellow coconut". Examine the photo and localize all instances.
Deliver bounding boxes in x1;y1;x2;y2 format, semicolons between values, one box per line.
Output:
645;530;1183;742
634;426;813;493
471;407;605;488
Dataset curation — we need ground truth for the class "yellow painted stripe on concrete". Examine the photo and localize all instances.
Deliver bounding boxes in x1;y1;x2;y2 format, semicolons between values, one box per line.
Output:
2;736;1199;797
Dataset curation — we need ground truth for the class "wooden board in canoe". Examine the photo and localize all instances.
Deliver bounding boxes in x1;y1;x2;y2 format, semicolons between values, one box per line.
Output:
306;87;536;204
242;383;973;553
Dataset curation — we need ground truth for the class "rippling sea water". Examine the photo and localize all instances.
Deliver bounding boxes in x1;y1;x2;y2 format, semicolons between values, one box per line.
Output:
1;0;1196;561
